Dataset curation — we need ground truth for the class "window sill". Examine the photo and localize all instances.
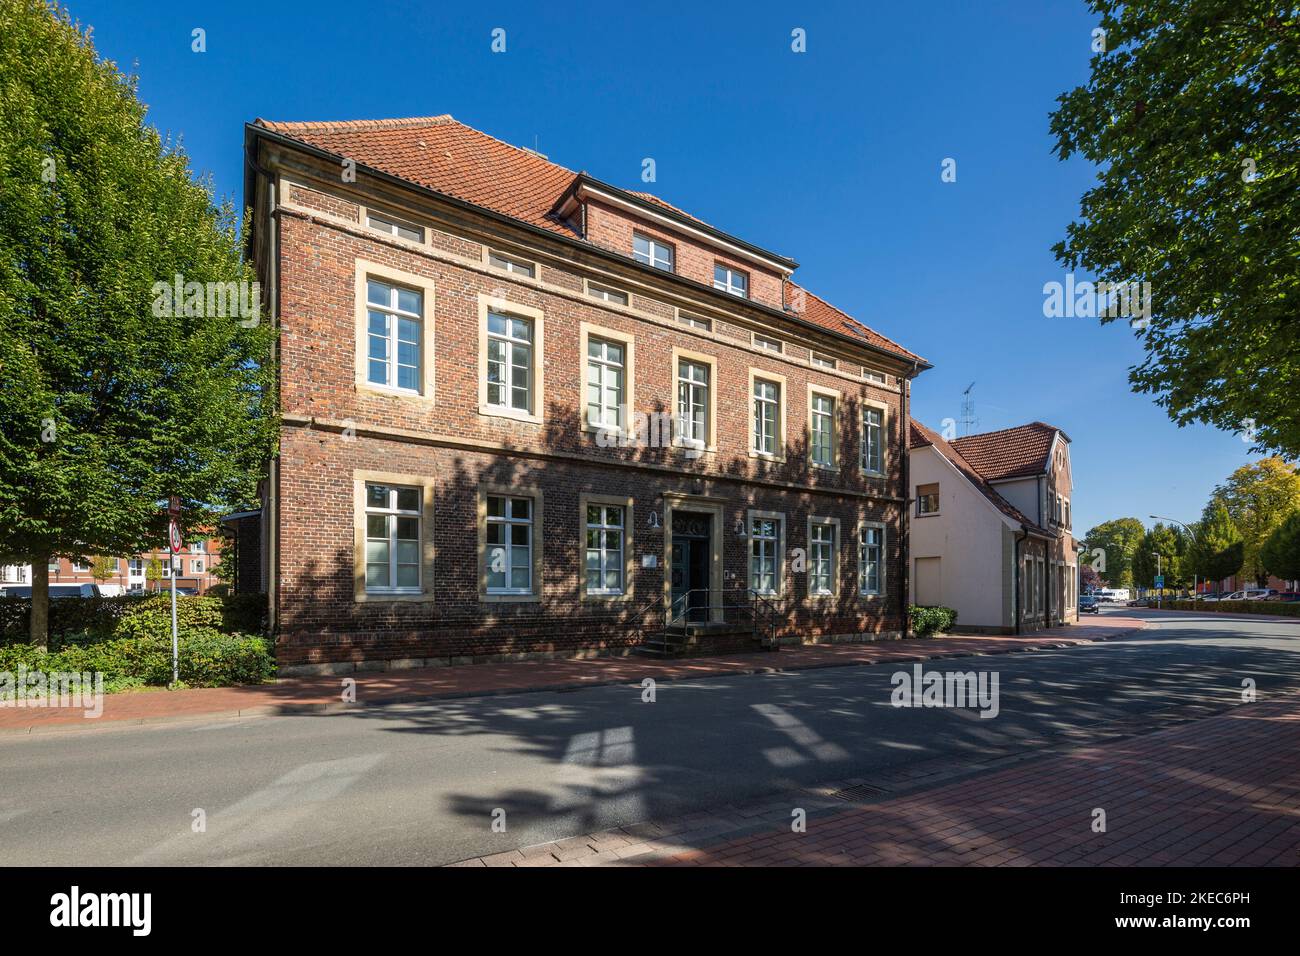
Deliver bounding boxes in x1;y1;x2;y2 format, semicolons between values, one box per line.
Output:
356;590;434;603
860;468;887;479
748;450;787;463
479;405;542;426
582;590;631;602
481;591;541;603
915;512;941;518
358;382;431;403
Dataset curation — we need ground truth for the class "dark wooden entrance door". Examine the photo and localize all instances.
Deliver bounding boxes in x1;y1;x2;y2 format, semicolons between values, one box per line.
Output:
670;511;711;623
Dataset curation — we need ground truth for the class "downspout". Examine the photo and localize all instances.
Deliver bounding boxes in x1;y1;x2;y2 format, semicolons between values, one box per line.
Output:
900;362;918;637
1013;526;1029;634
245;139;280;635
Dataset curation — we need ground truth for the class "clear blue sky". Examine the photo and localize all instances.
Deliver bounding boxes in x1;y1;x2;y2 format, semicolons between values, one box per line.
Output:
67;0;1258;536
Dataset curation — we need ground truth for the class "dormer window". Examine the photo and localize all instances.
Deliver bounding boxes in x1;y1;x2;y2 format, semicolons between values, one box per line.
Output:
633;234;674;272
713;265;748;298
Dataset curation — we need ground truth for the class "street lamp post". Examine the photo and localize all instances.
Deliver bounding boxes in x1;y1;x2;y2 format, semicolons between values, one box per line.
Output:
1152;551;1162;609
1151;515;1199;600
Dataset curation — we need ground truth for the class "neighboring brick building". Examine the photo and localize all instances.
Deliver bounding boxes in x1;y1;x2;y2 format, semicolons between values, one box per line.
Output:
1;538;225;595
242;115;931;673
909;420;1079;632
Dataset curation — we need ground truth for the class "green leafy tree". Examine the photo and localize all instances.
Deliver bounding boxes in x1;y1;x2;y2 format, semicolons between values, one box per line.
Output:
1210;458;1300;585
1132;523;1188;591
1261;510;1300;583
0;1;276;647
1082;517;1146;587
144;557;163;591
1050;1;1300;458
89;554;117;583
1187;499;1244;590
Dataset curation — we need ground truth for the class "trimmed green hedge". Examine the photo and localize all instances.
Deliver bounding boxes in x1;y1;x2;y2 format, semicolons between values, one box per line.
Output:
0;594;266;645
1151;599;1300;617
911;605;958;637
0;631;274;689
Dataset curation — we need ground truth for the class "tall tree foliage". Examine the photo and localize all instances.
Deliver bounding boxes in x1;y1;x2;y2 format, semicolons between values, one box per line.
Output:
1186;499;1244;587
1051;1;1300;458
1132;522;1190;590
1082;517;1146;587
0;1;276;646
1210;457;1300;584
1260;510;1300;582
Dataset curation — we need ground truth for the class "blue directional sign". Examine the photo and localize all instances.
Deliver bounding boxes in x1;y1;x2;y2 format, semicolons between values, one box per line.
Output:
1154;575;1165;588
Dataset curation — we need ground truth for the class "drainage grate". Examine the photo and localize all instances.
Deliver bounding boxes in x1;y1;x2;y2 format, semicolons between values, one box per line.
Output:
832;783;889;801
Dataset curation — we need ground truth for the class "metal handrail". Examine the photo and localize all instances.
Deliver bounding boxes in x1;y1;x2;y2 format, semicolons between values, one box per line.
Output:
665;587;779;651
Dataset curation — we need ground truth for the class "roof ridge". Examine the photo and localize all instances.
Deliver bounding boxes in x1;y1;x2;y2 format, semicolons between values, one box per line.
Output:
256;115;457;134
952;421;1058;443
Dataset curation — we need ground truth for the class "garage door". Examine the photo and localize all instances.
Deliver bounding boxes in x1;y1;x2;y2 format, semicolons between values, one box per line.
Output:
914;557;942;606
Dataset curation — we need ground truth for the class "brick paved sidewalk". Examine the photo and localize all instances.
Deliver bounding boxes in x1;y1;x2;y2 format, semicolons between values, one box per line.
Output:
0;618;1144;735
455;692;1300;867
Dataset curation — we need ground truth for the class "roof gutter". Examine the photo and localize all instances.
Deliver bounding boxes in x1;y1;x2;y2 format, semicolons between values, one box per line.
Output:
245;123;930;372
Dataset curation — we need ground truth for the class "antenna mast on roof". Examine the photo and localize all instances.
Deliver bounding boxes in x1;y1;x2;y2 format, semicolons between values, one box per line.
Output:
960;382;977;437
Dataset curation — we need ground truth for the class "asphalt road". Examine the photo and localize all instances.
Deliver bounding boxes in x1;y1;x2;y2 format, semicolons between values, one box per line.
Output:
2;606;1296;866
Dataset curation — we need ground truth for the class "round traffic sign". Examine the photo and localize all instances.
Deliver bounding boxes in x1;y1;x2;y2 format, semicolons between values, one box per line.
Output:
169;520;182;552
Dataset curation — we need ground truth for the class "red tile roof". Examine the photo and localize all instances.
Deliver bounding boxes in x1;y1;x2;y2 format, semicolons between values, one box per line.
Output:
788;284;925;364
949;422;1060;481
254;114;925;365
256;115;582;236
909;419;1050;534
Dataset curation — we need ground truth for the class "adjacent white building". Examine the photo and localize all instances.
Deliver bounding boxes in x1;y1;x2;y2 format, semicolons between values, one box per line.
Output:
908;419;1079;633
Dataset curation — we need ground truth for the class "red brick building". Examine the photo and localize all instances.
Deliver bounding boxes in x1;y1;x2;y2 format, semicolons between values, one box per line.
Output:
2;539;225;595
241;115;930;673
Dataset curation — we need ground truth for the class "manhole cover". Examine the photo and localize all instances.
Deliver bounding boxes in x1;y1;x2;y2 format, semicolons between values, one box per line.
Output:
832;783;889;801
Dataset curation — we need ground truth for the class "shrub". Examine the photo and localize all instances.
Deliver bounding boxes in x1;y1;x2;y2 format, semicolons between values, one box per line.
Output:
0;631;274;688
911;605;958;637
0;593;267;645
1150;599;1300;616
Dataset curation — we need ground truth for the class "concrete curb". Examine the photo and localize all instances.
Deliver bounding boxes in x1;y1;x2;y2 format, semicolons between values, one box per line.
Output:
0;622;1146;738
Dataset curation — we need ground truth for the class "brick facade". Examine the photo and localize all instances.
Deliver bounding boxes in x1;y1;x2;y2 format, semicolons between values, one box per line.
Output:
246;116;928;672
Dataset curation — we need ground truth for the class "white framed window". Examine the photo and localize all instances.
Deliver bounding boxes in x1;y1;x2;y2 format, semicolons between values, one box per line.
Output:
191;540;206;554
861;405;884;474
859;524;885;596
587;282;628;306
585;504;625;595
486;311;534;413
364;483;422;593
713;264;748;298
191;559;205;574
810;393;836;468
753;334;782;353
127;559;144;577
677;359;710;448
367;211;424;243
633;233;674;271
72;560;90;573
161;562;171;579
753;378;780;456
677;312;711;331
917;483;940;515
1064;499;1071;529
809;521;836;596
366;279;423;393
485;494;533;594
488;250;535;278
586;336;626;430
864;368;886;384
811;352;837;369
749;516;781;595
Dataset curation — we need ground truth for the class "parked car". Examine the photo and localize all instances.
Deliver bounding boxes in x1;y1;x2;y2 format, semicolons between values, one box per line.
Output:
1244;589;1278;601
1262;591;1300;602
1079;594;1100;614
0;583;98;599
174;587;199;596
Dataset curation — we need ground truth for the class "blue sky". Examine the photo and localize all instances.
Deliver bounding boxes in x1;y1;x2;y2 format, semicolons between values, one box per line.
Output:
68;0;1257;536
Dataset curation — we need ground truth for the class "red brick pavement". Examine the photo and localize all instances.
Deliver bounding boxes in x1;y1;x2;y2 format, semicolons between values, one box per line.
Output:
454;692;1300;867
0;618;1144;735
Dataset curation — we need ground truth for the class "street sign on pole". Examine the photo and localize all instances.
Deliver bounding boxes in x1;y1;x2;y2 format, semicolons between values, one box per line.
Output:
1154;575;1164;589
167;512;180;687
